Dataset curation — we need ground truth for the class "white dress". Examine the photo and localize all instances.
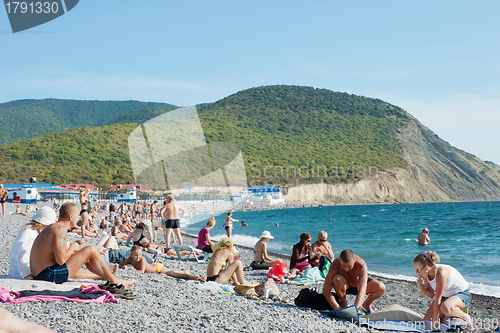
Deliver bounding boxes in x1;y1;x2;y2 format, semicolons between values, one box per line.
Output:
8;226;39;279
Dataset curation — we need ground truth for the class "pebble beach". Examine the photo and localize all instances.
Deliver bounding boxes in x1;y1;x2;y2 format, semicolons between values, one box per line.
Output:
1;203;499;333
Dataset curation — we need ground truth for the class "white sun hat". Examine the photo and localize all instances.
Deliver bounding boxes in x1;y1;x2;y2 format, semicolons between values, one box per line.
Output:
260;230;274;239
32;206;57;226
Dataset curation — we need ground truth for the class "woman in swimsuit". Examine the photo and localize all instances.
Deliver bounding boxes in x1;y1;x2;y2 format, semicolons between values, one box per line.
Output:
251;230;277;269
126;222;152;247
224;212;238;238
206;238;247;285
287;232;318;280
413;251;472;330
78;188;91;239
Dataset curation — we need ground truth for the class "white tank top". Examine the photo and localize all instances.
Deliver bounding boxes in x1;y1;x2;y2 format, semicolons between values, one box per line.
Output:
427;264;469;297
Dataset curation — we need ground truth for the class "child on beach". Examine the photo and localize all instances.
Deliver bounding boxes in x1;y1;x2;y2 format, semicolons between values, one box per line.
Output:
120;245;205;282
413;251;472;329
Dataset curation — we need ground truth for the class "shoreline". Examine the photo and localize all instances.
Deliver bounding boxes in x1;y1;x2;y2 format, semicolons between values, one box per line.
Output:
0;204;498;332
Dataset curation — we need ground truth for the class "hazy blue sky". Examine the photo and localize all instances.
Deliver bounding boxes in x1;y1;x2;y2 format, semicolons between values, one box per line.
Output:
1;1;499;164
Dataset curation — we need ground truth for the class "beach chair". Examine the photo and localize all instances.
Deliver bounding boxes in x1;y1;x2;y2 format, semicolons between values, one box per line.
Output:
172;244;210;263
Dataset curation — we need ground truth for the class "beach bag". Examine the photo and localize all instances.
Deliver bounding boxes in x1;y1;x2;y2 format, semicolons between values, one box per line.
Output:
321;259;331;278
255;278;280;298
294;288;340;310
250;261;269;270
267;260;287;281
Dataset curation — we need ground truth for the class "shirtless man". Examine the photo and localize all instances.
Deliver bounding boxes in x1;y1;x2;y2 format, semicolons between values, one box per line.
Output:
311;230;335;268
0;184;9;218
133;201;143;221
323;249;385;313
418;227;431;245
30;202;134;289
159;195;185;248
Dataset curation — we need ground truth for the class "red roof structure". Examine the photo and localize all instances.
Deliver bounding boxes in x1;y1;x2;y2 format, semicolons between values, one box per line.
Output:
108;184;152;192
59;184;99;191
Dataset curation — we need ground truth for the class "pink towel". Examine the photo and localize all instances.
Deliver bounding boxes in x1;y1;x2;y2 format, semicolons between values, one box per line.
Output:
0;285;117;303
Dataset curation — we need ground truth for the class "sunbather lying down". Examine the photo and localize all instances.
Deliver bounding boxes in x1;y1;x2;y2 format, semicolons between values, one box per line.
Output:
0;308;55;333
119;245;205;282
97;234;192;257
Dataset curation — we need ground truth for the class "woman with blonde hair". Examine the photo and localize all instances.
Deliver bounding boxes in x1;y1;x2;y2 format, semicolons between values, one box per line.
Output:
207;237;247;285
413;251;472;330
198;216;216;253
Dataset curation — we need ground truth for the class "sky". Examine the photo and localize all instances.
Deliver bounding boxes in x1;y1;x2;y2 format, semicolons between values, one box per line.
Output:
1;1;499;164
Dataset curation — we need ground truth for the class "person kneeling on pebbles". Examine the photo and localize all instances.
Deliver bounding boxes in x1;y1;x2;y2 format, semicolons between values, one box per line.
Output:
30;202;135;289
207;237;247;285
322;249;386;314
119;245;205;282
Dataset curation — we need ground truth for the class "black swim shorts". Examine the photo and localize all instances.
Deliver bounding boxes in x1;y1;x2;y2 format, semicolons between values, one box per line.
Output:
0;198;6;203
346;278;373;295
165;219;180;229
33;264;69;284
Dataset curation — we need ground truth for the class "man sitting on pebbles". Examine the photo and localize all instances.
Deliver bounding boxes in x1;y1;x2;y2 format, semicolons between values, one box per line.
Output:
30;202;135;289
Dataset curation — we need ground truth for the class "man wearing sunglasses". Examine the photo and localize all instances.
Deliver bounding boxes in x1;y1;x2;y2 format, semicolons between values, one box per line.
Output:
310;230;335;269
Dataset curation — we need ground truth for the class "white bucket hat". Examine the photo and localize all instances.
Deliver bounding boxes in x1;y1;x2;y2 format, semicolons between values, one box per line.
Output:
260;230;274;239
32;206;57;226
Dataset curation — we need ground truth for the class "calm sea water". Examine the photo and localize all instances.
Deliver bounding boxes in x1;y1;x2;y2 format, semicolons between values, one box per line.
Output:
183;201;500;297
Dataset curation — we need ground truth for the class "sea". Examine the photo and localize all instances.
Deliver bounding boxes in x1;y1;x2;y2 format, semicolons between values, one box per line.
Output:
182;201;500;297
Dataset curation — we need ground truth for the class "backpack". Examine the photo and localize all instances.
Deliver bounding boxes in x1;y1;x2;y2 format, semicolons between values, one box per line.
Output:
294;288;340;310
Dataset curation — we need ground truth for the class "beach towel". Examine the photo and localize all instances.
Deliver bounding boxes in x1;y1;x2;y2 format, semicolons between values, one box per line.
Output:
0;285;117;304
326;305;360;323
196;281;234;294
359;320;453;332
358;305;467;332
291;267;325;284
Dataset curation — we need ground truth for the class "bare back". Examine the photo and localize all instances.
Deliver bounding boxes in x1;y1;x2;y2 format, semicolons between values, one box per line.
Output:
164;201;184;220
253;240;267;262
0;188;8;199
30;223;66;275
207;249;233;277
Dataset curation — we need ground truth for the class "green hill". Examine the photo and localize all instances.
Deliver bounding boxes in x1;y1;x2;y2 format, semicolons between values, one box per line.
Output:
0;123;137;186
0;86;411;187
0;99;177;145
103;106;178;126
199;85;409;185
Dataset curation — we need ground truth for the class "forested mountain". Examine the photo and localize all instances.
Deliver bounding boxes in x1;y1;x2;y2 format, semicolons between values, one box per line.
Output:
0;99;177;145
1;86;499;203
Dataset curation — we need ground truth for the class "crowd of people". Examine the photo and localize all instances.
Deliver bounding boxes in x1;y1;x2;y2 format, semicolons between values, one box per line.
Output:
3;197;472;332
195;213;472;331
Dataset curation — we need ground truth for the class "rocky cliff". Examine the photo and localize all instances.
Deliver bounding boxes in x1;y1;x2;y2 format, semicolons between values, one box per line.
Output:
284;116;500;203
